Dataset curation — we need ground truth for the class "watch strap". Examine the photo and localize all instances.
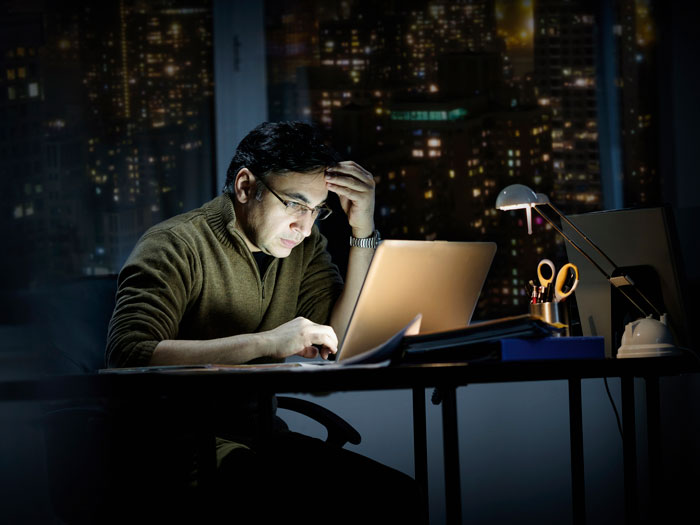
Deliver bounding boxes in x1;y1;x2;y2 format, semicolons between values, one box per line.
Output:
349;230;381;249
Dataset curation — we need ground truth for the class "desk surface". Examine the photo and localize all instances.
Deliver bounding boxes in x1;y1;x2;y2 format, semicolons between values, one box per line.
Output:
1;356;698;403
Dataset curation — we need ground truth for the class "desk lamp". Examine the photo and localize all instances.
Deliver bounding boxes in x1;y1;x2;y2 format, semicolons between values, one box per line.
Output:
495;183;680;357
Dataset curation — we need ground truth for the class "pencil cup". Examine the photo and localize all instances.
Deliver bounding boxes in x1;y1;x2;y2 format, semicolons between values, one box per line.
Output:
529;301;569;336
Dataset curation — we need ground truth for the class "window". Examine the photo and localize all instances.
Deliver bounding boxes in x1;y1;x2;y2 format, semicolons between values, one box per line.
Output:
263;0;666;318
0;1;215;286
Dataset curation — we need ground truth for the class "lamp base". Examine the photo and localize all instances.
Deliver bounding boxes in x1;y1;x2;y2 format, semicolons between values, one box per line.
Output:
616;315;683;358
616;344;683;358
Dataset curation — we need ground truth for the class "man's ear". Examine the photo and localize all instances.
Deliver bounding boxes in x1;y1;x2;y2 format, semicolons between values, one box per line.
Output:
233;168;255;203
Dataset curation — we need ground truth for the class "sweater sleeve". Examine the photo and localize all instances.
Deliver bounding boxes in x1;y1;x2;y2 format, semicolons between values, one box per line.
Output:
105;229;201;368
295;228;344;325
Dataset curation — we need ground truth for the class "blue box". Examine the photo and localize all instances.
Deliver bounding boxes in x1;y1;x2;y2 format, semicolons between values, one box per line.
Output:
500;336;605;361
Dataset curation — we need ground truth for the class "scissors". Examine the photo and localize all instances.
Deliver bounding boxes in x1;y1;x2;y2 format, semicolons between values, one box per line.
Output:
537;259;579;302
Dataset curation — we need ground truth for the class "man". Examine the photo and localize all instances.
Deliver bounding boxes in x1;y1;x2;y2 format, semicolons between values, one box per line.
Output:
106;121;423;523
107;121;377;368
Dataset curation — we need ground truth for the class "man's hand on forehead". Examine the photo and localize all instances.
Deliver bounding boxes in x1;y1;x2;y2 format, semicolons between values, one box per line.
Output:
324;161;376;238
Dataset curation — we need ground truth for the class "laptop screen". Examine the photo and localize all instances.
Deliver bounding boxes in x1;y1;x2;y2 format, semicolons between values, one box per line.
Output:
337;240;496;362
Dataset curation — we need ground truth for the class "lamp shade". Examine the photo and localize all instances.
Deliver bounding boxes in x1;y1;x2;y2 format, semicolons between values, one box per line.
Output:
496;184;549;234
495;184;542;210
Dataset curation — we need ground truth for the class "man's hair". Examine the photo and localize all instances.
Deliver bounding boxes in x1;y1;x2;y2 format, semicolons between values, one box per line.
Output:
223;121;342;193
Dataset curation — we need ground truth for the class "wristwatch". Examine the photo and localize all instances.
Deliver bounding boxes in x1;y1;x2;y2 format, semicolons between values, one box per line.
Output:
349;230;381;249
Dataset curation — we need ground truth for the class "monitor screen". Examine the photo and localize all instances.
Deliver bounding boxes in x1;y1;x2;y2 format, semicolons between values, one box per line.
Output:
563;206;691;358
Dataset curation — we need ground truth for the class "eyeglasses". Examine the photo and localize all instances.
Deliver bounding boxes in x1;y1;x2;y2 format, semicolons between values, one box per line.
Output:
256;176;333;221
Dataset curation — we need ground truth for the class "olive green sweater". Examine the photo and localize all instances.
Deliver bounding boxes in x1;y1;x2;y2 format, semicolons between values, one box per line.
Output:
106;194;344;368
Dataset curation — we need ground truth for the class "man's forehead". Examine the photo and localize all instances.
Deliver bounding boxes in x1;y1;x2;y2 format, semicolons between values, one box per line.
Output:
271;167;326;178
269;169;328;204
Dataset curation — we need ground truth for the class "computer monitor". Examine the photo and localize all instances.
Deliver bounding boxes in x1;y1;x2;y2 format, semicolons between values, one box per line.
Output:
563;206;691;358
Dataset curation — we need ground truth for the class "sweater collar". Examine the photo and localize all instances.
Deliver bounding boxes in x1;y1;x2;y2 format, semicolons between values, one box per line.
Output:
204;193;244;249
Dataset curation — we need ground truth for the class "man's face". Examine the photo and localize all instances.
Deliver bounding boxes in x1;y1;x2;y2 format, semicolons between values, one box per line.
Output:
238;169;328;258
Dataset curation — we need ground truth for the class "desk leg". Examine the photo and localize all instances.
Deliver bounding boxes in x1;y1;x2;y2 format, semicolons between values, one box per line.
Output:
645;376;661;523
621;376;639;524
568;378;586;525
442;386;462;525
412;387;429;515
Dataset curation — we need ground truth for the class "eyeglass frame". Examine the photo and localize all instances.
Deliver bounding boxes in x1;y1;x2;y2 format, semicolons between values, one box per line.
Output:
254;173;333;221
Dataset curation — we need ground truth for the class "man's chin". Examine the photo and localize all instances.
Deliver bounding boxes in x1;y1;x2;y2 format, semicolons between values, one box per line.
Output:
263;245;293;259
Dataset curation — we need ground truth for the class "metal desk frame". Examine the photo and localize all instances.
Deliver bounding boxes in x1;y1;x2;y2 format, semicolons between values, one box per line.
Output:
1;356;696;524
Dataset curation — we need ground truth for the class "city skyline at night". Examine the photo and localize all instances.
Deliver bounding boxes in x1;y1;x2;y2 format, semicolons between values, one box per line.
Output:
1;0;661;319
1;0;214;287
266;0;616;317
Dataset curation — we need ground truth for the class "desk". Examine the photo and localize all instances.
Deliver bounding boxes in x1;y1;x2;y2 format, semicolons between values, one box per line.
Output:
1;356;697;524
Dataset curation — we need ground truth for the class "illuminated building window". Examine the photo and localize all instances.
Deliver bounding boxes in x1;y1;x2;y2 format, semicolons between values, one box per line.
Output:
8;86;16;100
424;190;433;199
412;149;424;157
6;68;15;80
449;170;455;178
427;138;441;147
13;205;23;219
391;108;467;121
28;83;39;97
473;188;481;197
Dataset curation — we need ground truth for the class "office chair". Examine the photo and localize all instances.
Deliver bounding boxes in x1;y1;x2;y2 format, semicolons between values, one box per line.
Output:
33;275;360;523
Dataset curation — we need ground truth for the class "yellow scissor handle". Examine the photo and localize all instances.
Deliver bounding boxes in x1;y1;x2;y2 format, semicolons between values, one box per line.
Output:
537;259;556;287
555;263;579;301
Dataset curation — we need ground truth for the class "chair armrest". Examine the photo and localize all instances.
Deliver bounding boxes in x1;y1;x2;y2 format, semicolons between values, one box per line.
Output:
276;396;361;447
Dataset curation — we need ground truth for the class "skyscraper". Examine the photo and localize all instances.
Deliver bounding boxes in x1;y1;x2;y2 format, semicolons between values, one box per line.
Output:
615;0;660;206
533;0;602;214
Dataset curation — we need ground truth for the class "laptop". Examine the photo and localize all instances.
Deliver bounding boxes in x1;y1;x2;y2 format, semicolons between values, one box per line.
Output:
334;239;496;364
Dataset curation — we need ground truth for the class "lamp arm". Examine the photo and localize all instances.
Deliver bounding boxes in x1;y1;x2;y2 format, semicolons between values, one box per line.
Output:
531;205;612;279
542;202;620;270
532;204;661;318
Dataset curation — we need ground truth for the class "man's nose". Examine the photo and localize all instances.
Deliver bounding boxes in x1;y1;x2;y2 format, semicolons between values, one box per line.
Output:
291;211;314;237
